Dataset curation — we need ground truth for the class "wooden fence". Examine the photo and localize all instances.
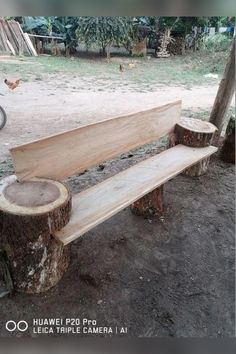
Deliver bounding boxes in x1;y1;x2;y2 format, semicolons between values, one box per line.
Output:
0;19;37;56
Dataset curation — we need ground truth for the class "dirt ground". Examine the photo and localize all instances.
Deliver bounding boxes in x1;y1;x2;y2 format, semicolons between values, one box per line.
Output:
0;80;234;163
0;152;234;337
0;55;235;338
0;53;234;164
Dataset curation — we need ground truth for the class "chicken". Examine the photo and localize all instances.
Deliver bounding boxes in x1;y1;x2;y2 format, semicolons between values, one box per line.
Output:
119;64;124;73
128;61;136;69
4;79;20;90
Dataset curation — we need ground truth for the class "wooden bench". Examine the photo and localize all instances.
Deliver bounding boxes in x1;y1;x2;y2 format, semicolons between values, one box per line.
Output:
0;100;217;293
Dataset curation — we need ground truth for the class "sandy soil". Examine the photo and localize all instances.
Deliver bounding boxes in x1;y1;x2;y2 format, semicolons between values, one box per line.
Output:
0;80;234;163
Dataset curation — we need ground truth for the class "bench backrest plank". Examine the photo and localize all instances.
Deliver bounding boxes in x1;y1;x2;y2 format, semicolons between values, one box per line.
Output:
10;100;181;181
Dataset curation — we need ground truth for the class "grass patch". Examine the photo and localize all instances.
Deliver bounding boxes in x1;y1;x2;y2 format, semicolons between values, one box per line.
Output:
182;106;235;121
0;49;229;91
0;159;14;179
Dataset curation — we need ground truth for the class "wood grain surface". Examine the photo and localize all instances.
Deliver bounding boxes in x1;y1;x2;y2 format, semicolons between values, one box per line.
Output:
55;144;217;245
10;100;181;181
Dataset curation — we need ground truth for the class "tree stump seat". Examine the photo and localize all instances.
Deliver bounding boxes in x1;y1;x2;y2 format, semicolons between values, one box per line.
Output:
130;116;217;217
174;117;217;177
0;176;71;293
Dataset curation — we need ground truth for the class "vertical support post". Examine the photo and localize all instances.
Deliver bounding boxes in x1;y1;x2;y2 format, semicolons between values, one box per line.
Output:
0;176;71;293
130;186;164;218
209;38;235;142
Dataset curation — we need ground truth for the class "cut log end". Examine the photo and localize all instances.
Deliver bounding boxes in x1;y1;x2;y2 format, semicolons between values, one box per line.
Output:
175;117;217;176
178;117;217;134
0;175;70;217
4;180;60;207
175;117;217;148
130;186;164;219
0;175;72;293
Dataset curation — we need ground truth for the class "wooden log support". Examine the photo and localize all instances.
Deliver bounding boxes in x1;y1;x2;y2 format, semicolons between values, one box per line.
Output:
175;117;217;176
209;39;235;142
183;156;211;177
130;186;164;218
0;175;71;293
220;117;235;164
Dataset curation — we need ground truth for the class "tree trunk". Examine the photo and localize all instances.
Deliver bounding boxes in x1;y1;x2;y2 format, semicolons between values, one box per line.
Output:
175;117;217;176
130;186;164;218
101;46;106;56
106;45;111;61
220;118;235;164
65;47;70;57
0;176;71;293
209;38;235;142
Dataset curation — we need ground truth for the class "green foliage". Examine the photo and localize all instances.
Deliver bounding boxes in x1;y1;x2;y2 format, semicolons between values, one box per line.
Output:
76;17;135;55
6;16;234;57
21;16;50;35
207;16;235;28
200;33;232;52
20;16;79;55
141;16;235;35
51;17;79;54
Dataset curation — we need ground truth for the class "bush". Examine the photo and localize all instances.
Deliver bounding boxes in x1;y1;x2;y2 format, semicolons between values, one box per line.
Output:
200;33;232;52
76;17;135;57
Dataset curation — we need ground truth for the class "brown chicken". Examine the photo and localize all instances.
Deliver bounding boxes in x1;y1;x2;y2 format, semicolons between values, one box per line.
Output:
4;79;21;90
119;64;124;73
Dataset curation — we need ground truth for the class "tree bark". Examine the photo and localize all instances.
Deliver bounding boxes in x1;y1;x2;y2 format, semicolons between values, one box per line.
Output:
106;43;112;61
183;156;211;177
0;176;71;293
101;46;106;56
209;38;235;142
175;117;217;176
220;118;235;164
130;186;164;218
65;48;70;57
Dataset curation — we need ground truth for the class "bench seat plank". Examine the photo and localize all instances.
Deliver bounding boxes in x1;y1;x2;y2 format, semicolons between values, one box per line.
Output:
55;144;217;245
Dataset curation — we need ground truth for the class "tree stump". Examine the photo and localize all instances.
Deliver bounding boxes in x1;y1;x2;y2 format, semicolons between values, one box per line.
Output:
130;186;164;218
183;156;211;177
0;175;72;293
175;117;217;176
220;117;235;164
